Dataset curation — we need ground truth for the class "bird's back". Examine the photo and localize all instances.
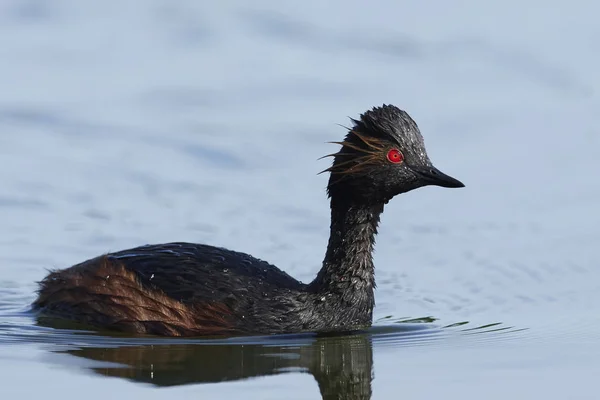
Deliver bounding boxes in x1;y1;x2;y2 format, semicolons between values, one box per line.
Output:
108;242;305;302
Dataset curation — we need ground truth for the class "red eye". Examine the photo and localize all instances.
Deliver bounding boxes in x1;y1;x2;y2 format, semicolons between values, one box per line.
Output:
386;148;404;164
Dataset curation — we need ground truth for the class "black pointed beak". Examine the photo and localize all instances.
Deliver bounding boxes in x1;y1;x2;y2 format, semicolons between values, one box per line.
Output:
410;165;465;188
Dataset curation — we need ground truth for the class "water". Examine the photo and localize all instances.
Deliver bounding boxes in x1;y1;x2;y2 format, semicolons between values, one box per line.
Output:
1;0;599;398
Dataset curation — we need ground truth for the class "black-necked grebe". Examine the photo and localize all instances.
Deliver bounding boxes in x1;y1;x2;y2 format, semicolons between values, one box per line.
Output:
33;104;464;336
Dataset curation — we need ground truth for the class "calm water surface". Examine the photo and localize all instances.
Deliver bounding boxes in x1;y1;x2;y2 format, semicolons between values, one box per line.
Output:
1;1;599;399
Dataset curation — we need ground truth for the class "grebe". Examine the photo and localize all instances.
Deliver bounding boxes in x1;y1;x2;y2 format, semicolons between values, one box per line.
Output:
34;104;464;336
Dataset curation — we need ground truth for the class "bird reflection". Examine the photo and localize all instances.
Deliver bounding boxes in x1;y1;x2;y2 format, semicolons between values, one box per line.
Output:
62;333;373;399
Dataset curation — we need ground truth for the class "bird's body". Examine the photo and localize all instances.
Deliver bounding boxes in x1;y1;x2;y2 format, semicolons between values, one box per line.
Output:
34;105;464;336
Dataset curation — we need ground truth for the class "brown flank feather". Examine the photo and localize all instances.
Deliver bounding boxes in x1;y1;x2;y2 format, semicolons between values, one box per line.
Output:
34;256;236;336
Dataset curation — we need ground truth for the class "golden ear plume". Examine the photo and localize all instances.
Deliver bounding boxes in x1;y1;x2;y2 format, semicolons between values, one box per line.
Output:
318;130;386;177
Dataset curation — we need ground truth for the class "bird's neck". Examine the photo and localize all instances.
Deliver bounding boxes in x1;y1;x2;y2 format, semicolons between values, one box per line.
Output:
309;200;383;318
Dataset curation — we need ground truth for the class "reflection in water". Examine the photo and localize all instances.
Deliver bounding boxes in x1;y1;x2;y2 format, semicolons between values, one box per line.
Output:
1;303;521;399
62;333;374;399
